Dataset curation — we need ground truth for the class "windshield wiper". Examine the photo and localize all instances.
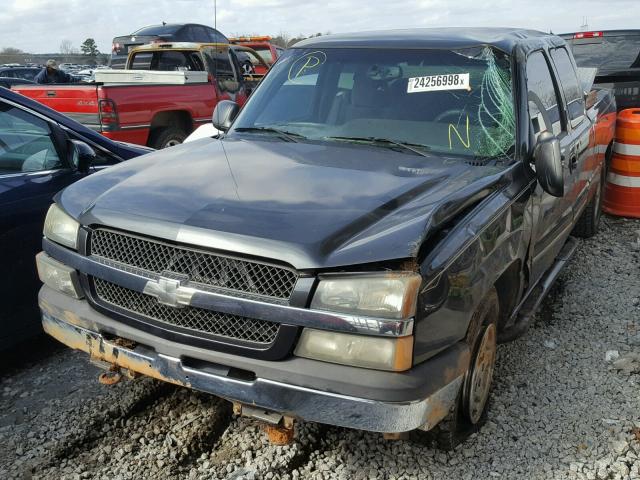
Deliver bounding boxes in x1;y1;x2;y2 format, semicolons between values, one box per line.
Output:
324;136;431;158
234;126;304;142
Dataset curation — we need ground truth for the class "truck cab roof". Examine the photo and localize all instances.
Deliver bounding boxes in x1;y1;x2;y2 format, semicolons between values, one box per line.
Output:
294;27;565;54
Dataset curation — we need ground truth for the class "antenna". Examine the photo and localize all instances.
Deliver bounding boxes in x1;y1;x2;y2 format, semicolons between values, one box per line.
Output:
213;0;218;93
580;16;588;32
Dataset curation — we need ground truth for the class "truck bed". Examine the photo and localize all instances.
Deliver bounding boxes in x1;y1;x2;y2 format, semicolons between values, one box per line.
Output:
12;82;217;146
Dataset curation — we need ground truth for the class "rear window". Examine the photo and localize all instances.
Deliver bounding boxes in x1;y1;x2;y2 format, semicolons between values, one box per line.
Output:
566;34;640;75
133;25;181;36
130;52;152;70
129;51;205;71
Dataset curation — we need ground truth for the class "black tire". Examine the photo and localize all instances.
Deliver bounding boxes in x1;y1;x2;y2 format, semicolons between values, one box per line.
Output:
149;127;187;149
573;163;606;238
433;287;499;450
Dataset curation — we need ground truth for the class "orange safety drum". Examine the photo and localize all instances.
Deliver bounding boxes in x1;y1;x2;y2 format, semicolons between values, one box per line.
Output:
603;108;640;218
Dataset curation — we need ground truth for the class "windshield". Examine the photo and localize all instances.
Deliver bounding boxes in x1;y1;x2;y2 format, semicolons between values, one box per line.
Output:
566;34;640;75
231;47;515;160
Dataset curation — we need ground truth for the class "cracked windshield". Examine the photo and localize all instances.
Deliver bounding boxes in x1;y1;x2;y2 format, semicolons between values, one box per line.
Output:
233;46;516;160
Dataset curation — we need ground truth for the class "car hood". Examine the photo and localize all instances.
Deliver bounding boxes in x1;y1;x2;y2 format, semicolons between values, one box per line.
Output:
60;136;505;270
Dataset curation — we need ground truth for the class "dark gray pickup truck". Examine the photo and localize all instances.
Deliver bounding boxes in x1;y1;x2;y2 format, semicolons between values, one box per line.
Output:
36;28;615;448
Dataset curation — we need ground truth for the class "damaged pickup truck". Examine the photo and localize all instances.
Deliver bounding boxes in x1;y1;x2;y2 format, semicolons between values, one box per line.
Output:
36;28;615;449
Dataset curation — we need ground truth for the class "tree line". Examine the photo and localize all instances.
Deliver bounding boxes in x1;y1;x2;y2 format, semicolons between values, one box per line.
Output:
0;38;106;65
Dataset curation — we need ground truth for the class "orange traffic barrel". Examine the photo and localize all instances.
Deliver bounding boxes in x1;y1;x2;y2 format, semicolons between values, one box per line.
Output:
603;108;640;218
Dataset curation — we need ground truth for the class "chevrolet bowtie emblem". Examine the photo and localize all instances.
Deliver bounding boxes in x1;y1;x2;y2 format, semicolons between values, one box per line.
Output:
142;276;196;308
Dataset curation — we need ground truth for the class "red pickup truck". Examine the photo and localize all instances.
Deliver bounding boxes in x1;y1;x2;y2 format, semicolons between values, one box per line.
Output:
13;43;252;148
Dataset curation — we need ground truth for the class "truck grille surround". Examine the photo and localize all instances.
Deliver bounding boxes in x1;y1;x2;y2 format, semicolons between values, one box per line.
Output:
93;277;280;344
86;228;300;348
90;228;299;300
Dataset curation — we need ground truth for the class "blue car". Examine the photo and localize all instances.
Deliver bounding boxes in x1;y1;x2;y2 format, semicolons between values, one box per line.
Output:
0;87;151;350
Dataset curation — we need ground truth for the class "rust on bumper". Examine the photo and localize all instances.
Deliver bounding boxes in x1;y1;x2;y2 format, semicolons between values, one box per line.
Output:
42;311;190;388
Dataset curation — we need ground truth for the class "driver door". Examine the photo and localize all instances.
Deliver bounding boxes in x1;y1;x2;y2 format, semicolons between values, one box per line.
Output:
526;50;577;282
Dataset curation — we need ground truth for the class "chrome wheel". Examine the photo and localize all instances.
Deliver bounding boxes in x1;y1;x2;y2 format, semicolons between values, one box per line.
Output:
164;139;182;148
465;323;497;424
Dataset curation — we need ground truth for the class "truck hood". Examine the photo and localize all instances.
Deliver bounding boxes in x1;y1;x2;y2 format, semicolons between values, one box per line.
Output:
60;137;505;269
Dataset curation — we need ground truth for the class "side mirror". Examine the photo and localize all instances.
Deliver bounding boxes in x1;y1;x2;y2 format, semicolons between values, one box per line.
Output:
533;131;563;197
69;140;96;174
212;100;240;132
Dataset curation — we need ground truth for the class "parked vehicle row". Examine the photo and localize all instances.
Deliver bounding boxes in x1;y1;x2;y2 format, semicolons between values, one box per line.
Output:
35;28;615;449
13;43;264;149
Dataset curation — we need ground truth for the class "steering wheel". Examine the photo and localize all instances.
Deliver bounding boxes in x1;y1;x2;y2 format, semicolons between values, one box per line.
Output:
242;61;255;75
433;108;476;124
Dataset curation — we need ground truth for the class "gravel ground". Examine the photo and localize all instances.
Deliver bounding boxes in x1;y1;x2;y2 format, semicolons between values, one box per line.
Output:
1;216;639;480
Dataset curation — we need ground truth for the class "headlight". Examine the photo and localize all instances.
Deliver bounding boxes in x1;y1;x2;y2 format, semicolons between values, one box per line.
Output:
294;329;413;371
311;272;421;319
44;204;80;249
36;252;83;299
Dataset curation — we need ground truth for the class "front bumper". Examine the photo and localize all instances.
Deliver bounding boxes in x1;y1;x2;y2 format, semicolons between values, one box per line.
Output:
40;287;469;433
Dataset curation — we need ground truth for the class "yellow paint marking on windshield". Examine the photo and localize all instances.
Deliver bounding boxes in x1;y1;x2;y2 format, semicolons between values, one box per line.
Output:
448;116;471;150
288;51;327;82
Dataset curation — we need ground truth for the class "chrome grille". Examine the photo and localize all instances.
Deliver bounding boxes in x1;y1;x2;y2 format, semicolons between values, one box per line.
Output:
93;277;280;344
90;229;298;301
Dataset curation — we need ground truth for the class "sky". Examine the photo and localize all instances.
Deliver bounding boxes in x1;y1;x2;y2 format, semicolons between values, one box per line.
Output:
0;0;639;54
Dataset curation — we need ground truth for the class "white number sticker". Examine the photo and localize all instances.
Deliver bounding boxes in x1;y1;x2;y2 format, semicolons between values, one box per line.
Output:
407;73;471;93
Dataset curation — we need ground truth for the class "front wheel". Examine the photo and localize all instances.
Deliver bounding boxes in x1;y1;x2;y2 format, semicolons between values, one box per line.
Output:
433;287;499;450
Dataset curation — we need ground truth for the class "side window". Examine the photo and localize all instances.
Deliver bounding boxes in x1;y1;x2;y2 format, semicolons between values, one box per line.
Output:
203;47;236;80
526;51;563;139
0;102;63;174
208;30;228;44
550;47;586;127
